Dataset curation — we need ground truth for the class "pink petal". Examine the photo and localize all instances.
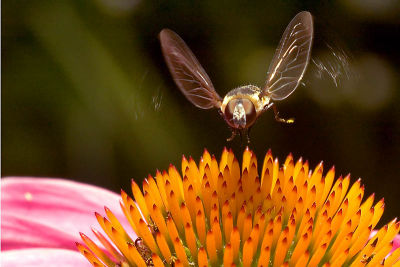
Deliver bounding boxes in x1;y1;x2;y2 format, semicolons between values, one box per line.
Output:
1;248;90;267
394;234;400;251
1;177;136;251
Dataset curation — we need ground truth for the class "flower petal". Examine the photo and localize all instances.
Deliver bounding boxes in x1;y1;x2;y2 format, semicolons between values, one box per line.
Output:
1;248;90;267
1;177;136;251
394;234;400;250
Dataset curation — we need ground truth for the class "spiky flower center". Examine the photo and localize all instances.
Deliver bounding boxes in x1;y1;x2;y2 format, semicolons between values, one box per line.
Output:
77;148;400;267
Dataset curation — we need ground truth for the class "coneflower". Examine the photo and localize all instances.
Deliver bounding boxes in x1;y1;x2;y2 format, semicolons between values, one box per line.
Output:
77;148;400;266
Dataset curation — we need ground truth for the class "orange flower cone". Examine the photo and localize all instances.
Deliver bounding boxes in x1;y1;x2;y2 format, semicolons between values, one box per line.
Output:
77;148;400;266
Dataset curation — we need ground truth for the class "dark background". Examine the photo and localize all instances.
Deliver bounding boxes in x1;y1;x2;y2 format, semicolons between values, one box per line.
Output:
3;0;400;225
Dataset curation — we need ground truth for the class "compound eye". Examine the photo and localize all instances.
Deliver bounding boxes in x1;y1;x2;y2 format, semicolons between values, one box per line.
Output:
224;98;257;128
224;99;238;127
242;99;257;126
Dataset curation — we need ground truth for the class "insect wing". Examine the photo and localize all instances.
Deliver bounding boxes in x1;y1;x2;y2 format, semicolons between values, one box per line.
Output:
160;29;222;109
263;11;313;100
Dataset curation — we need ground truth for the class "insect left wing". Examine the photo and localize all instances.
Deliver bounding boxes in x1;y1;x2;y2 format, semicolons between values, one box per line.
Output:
262;11;313;100
160;29;222;109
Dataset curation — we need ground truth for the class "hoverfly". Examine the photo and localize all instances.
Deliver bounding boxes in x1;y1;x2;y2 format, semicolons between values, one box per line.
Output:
160;11;313;142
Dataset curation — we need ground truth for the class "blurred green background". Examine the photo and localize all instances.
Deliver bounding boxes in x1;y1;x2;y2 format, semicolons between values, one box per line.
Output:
3;0;400;224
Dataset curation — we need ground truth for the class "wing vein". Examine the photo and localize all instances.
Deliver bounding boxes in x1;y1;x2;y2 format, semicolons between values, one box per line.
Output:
262;12;313;101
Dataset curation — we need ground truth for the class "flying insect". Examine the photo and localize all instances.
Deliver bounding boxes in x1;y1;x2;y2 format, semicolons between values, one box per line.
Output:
160;11;313;142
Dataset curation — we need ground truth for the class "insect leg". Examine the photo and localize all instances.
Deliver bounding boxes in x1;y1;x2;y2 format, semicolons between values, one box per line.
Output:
227;129;238;142
241;128;251;144
264;103;274;111
272;103;295;124
246;130;251;144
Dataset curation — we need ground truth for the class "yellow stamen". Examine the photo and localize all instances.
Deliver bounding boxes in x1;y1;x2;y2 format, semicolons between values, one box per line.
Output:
349;225;372;259
144;175;165;212
308;242;328;266
329;219;352;254
155;170;169;211
271;213;282;247
294;250;310;267
184;222;197;260
152;253;164;267
174;259;183;267
80;233;114;267
261;168;273;197
331;248;349;267
150;204;169;240
371;198;385;228
166;189;183;232
242;213;252;242
131;180;150;222
290;231;311;264
223;243;233;266
180;202;193;227
273;235;289;267
224;212;234;241
202;181;212;220
137;218;159;254
168;164;184;202
210;194;219;222
120;191;139;234
212;217;223;251
242;237;254;267
196;209;206;246
76;242;107;267
260;220;274;254
173;237;188;267
249;223;260;254
330;207;344;237
182;156;201;196
166;215;179;243
237;205;246;236
257;246;270;267
231;227;240;262
126;239;145;266
155;231;171;262
91;228;123;262
183;180;196;224
261;149;273;184
209;155;219;189
125;197;142;233
330;231;353;262
198;247;208;267
104;207;132;243
206;230;217;265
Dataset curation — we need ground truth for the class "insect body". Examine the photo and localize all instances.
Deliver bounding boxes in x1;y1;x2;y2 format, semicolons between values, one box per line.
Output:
160;11;313;142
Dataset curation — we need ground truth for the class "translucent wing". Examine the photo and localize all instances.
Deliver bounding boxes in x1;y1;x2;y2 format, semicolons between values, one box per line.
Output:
160;29;222;109
263;11;313;100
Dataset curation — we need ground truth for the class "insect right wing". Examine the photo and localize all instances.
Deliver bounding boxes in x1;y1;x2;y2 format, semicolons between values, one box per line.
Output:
262;11;313;101
160;29;222;109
